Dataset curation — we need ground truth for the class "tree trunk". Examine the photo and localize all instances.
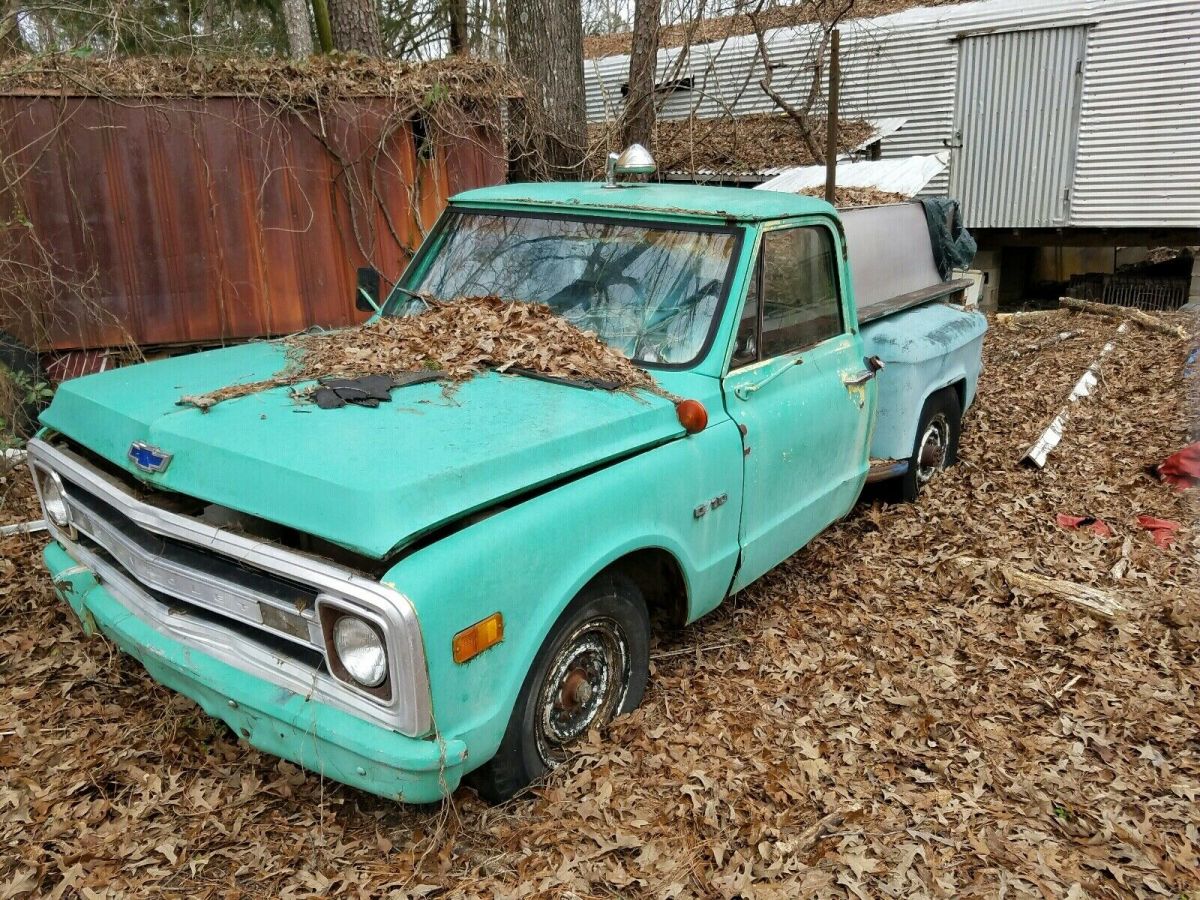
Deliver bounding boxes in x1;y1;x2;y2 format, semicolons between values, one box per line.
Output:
506;0;586;180
328;0;383;55
282;0;314;56
448;0;468;54
621;0;661;150
310;0;334;51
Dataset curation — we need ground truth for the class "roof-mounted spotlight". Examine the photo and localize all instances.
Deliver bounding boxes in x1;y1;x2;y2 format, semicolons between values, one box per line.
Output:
603;143;656;188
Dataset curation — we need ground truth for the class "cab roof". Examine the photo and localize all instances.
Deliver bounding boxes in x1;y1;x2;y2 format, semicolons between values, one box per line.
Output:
450;181;835;223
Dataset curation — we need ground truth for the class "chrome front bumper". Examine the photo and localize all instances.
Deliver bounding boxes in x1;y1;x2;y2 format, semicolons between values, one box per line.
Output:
27;437;432;737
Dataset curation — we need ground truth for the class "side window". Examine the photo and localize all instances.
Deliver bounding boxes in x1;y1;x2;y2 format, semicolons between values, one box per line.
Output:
731;256;761;369
760;227;842;358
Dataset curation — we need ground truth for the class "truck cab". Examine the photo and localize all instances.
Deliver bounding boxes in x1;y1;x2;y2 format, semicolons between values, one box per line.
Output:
31;179;986;803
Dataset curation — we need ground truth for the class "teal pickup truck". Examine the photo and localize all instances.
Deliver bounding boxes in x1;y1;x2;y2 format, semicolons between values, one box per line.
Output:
29;163;985;803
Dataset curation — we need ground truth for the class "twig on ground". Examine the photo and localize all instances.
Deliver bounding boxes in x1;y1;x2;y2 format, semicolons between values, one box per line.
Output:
957;557;1127;623
1060;296;1191;340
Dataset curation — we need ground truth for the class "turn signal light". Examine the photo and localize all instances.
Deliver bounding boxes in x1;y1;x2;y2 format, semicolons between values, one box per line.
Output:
453;612;504;663
676;399;708;434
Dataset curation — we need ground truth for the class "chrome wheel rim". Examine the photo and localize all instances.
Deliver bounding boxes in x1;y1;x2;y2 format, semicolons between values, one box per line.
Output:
535;617;630;766
916;413;950;485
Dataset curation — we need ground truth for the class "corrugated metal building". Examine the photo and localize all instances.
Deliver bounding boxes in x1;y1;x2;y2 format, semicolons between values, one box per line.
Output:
584;0;1200;236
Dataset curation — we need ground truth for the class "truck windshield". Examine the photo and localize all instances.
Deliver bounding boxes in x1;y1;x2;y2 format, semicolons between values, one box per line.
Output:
388;211;739;366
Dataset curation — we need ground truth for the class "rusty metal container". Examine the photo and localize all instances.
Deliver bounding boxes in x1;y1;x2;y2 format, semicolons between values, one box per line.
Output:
0;94;504;350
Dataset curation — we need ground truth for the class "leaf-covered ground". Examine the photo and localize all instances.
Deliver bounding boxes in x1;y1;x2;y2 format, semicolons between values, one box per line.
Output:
1;311;1197;898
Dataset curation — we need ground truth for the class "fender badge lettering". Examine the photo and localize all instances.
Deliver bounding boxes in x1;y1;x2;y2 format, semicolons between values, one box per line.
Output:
694;493;729;519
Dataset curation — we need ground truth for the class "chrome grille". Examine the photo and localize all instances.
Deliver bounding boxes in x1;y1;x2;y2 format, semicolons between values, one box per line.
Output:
64;485;325;652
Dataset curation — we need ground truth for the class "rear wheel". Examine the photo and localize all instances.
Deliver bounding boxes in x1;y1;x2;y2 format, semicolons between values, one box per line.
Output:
468;572;650;803
900;388;961;502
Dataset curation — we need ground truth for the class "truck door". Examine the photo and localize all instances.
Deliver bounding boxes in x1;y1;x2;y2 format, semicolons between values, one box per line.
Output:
723;222;874;591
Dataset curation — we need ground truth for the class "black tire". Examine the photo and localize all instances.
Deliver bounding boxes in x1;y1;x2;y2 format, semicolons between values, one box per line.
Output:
899;387;961;502
468;572;650;803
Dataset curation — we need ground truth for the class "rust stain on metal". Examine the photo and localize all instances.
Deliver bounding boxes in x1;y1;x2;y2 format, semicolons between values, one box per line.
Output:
0;96;504;350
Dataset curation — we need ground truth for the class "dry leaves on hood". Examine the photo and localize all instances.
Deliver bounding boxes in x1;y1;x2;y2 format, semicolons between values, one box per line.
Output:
1;307;1198;898
180;296;665;409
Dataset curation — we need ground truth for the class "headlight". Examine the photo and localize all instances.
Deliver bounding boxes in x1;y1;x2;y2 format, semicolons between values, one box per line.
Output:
332;615;388;688
37;469;74;532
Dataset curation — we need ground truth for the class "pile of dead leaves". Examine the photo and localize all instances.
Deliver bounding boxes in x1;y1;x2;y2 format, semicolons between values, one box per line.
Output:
590;114;874;175
800;185;911;207
180;296;664;410
0;54;519;108
1;306;1198;898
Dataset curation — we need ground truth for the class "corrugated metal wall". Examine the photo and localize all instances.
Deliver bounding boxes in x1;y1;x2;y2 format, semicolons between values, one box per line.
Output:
951;25;1087;228
584;0;1200;230
0;96;504;350
1070;2;1198;226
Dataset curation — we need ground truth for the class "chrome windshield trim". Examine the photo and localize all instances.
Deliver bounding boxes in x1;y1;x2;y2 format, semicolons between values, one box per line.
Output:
28;437;432;737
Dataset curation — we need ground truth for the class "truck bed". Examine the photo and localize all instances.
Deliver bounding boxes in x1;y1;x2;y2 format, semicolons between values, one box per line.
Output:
840;202;974;325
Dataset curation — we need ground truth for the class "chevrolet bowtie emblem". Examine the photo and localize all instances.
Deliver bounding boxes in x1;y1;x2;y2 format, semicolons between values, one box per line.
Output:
128;441;173;473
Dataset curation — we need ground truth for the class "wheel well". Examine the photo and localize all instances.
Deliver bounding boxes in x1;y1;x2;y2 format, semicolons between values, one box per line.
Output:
598;548;688;631
946;378;966;412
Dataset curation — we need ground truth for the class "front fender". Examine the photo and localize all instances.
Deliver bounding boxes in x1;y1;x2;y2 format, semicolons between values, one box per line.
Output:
381;418;744;773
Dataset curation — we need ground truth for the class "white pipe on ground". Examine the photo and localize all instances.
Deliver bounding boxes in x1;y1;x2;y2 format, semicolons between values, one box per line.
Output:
1022;322;1129;468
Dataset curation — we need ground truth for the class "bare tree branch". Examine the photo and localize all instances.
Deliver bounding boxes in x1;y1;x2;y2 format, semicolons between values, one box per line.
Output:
749;0;857;165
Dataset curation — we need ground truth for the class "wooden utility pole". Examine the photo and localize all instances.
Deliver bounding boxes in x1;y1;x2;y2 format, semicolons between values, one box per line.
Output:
824;27;840;204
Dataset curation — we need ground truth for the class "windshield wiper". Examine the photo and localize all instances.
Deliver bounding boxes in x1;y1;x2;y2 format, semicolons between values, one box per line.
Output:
505;367;621;392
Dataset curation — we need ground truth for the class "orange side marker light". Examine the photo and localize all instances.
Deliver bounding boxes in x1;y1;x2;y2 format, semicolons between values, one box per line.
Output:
453;612;504;663
676;399;708;434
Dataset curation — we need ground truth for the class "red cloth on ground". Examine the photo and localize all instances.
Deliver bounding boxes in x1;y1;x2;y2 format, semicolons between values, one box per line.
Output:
1156;442;1200;490
1136;515;1181;548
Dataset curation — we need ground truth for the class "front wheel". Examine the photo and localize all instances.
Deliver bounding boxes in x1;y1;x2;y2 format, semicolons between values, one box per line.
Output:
468;573;650;803
900;388;962;502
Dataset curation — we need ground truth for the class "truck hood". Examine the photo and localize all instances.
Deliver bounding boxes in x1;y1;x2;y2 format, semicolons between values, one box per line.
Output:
40;342;696;558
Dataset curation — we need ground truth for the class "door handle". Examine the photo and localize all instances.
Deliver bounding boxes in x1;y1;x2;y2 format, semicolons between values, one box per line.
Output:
842;370;875;387
842;356;884;388
733;358;801;401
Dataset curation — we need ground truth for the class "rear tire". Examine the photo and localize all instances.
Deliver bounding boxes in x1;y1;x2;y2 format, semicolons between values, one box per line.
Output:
468;572;650;803
900;387;961;502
